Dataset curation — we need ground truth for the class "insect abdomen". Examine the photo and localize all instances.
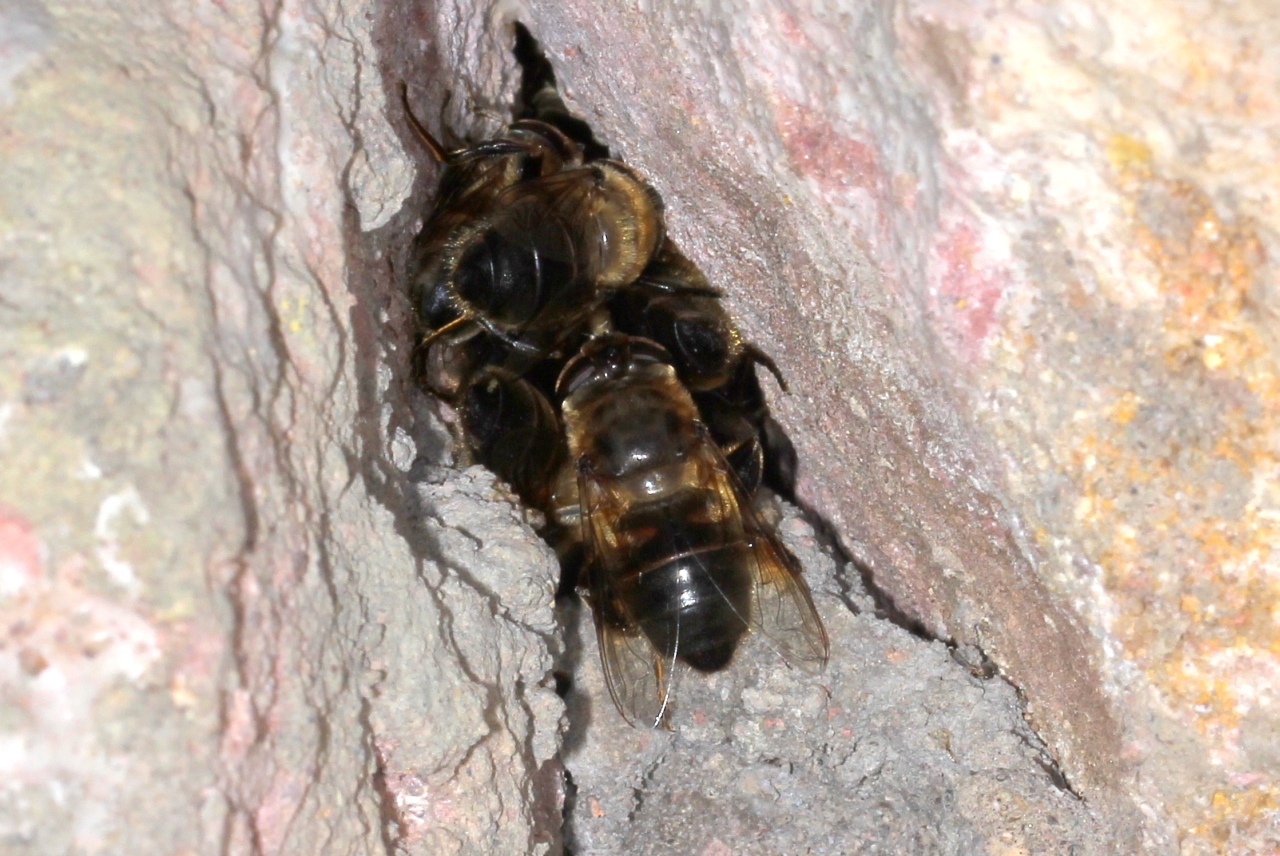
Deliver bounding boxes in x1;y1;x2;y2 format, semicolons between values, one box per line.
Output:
608;489;753;673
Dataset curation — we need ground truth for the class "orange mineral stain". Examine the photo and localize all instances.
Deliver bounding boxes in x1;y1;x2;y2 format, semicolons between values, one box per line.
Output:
1008;140;1278;845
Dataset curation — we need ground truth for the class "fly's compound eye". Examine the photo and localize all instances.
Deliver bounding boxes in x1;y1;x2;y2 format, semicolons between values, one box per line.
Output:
558;353;602;397
622;338;671;370
558;335;639;395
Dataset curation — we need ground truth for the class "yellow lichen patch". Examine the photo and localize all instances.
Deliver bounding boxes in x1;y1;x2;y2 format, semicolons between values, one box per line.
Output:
277;293;309;335
1184;785;1279;850
1105;133;1153;179
1109;391;1142;426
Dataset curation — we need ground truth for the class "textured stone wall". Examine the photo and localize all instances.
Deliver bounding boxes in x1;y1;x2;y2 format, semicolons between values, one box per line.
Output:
2;0;1276;852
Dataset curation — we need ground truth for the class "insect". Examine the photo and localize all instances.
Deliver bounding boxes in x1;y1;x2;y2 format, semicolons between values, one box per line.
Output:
606;238;799;497
405;23;827;726
556;334;828;726
406;24;662;402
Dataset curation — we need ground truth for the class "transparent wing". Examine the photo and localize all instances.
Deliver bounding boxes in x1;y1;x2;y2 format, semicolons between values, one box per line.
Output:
578;467;677;729
700;439;829;671
495;166;597;216
743;518;829;671
496;162;662;288
593;607;677;729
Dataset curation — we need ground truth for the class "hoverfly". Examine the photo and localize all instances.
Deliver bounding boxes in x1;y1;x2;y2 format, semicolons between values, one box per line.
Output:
405;31;663;400
555;334;827;727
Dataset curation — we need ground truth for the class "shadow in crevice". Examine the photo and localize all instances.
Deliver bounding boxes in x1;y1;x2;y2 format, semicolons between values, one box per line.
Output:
790;495;936;642
338;1;470;850
551;591;591;855
344;5;581;855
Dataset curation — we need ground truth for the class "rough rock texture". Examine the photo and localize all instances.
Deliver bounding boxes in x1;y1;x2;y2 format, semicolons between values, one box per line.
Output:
1;0;561;852
3;0;1277;853
894;2;1280;850
564;506;1117;854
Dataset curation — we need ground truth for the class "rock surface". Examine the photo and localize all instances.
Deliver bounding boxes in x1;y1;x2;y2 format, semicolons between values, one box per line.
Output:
564;505;1118;854
2;0;1277;853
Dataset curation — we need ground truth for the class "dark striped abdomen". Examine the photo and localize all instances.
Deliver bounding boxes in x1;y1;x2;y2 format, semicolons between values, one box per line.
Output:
608;488;753;673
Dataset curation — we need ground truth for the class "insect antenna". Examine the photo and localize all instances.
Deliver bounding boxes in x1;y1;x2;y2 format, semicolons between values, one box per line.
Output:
400;82;449;163
417;313;473;349
745;344;789;393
